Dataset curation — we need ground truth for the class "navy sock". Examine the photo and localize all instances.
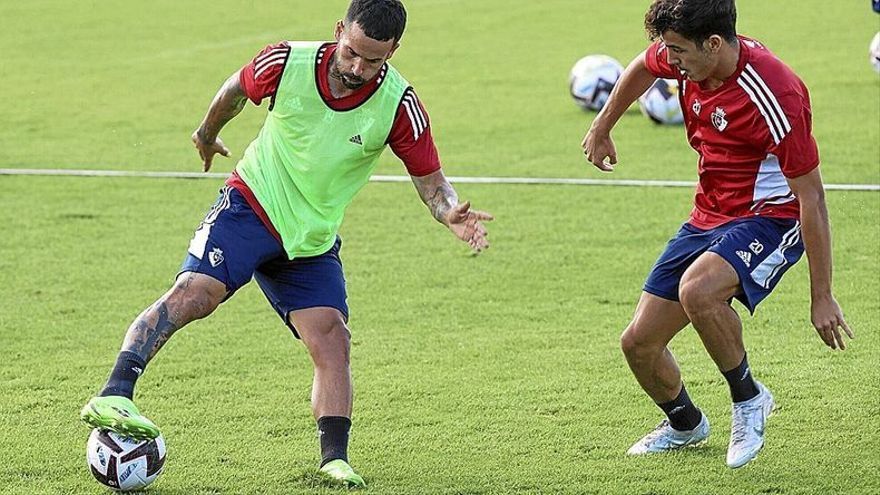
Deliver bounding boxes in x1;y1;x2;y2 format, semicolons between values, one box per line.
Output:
99;351;147;400
722;353;760;403
317;416;351;467
657;383;703;431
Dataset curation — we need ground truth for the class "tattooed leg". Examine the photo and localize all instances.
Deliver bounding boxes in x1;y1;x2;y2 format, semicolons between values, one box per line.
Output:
121;272;228;363
84;272;229;428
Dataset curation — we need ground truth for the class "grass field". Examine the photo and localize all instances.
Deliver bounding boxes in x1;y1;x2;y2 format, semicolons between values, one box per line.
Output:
1;1;878;494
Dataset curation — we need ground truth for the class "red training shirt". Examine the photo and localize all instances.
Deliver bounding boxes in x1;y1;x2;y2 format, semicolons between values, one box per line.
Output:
645;36;820;229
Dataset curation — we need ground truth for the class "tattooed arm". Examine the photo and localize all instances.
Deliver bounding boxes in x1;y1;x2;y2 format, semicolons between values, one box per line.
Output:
411;169;494;252
192;72;248;172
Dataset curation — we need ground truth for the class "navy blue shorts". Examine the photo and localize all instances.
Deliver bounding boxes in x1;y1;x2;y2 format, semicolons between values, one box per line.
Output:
644;217;804;313
180;186;348;337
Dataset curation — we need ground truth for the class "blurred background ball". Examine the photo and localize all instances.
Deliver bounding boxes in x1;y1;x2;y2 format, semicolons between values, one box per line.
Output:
870;32;880;73
569;55;624;111
638;78;684;125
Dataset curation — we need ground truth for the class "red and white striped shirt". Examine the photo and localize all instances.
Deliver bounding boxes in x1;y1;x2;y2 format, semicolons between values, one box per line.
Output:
645;36;820;229
239;41;441;177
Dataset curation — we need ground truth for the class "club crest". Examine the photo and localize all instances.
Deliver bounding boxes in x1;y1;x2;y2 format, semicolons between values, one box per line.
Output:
208;247;224;267
711;106;728;131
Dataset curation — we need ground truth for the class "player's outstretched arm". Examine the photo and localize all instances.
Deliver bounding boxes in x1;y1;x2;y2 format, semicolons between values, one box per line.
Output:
787;168;854;350
410;170;494;253
192;72;248;172
582;51;656;171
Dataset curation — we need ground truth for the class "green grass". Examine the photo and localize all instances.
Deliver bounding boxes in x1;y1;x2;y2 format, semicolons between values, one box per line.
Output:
1;0;879;494
1;0;877;183
0;177;877;494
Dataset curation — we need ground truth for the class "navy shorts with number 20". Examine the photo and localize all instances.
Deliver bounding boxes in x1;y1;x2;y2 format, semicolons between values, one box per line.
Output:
644;217;804;313
180;186;348;337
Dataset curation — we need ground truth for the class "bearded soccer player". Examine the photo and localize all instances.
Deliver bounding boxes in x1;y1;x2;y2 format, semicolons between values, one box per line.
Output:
81;0;492;487
582;0;852;468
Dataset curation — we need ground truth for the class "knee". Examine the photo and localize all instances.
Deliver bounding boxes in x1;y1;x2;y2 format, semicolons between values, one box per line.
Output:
305;317;351;368
164;273;226;321
620;324;656;363
678;276;714;316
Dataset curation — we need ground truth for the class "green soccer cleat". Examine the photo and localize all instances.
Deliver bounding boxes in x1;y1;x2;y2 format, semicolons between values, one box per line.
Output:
319;459;366;488
80;395;160;441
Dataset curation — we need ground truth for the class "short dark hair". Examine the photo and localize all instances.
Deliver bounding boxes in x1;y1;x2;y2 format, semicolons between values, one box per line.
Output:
645;0;737;45
345;0;407;43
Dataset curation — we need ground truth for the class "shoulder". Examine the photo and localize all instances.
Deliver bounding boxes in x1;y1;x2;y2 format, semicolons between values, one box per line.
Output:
381;60;412;92
253;41;291;60
394;87;430;139
738;37;807;100
398;87;426;117
733;39;814;145
736;37;811;117
250;41;292;75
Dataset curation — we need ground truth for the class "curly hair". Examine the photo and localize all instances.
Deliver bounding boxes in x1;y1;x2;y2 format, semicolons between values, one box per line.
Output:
645;0;737;45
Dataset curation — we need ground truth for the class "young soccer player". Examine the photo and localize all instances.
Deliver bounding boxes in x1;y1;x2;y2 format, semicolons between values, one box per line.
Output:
581;0;852;468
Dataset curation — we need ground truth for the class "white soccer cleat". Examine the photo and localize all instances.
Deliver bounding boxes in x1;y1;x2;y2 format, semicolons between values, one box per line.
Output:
727;381;775;468
627;413;710;455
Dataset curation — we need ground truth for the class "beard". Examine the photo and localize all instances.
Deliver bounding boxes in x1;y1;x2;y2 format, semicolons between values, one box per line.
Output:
330;58;366;90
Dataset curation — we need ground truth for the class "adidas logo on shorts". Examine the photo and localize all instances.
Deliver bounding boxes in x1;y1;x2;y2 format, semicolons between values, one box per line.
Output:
736;250;752;268
349;134;363;145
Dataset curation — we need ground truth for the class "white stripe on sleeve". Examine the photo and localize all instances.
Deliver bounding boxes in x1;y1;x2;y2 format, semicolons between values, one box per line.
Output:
400;90;428;141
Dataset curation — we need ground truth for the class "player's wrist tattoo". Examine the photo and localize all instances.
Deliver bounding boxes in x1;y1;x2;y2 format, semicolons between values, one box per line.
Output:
421;181;457;224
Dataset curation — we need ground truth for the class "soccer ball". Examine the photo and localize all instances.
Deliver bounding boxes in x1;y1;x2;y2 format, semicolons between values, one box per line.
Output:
638;78;684;125
86;429;166;491
569;55;625;111
870;32;880;74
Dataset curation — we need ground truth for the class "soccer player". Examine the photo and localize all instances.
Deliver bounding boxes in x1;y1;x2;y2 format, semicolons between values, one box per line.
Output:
581;0;852;468
81;0;492;487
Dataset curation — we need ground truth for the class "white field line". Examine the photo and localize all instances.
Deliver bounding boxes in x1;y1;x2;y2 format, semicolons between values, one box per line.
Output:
0;168;878;191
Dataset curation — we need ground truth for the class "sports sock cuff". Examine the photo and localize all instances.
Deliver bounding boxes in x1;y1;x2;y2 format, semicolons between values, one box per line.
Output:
657;383;703;431
317;416;352;467
99;351;147;399
722;353;760;403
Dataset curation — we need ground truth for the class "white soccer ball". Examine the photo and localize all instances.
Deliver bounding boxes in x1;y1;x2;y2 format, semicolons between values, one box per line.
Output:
86;429;166;491
638;78;684;125
870;32;880;74
569;55;625;111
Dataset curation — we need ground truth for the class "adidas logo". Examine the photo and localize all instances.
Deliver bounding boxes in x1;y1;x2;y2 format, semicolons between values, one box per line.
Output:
349;134;362;145
736;250;752;268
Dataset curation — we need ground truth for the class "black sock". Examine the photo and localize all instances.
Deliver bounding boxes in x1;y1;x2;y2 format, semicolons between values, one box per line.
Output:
99;351;147;400
317;416;351;467
657;383;703;431
722;353;759;403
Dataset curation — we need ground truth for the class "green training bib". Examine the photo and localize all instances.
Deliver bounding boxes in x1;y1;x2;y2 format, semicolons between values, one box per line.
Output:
237;42;409;258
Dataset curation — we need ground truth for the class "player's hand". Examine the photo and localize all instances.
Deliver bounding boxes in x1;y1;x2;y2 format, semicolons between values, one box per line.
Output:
582;126;618;172
191;130;230;172
443;201;494;253
810;293;853;350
